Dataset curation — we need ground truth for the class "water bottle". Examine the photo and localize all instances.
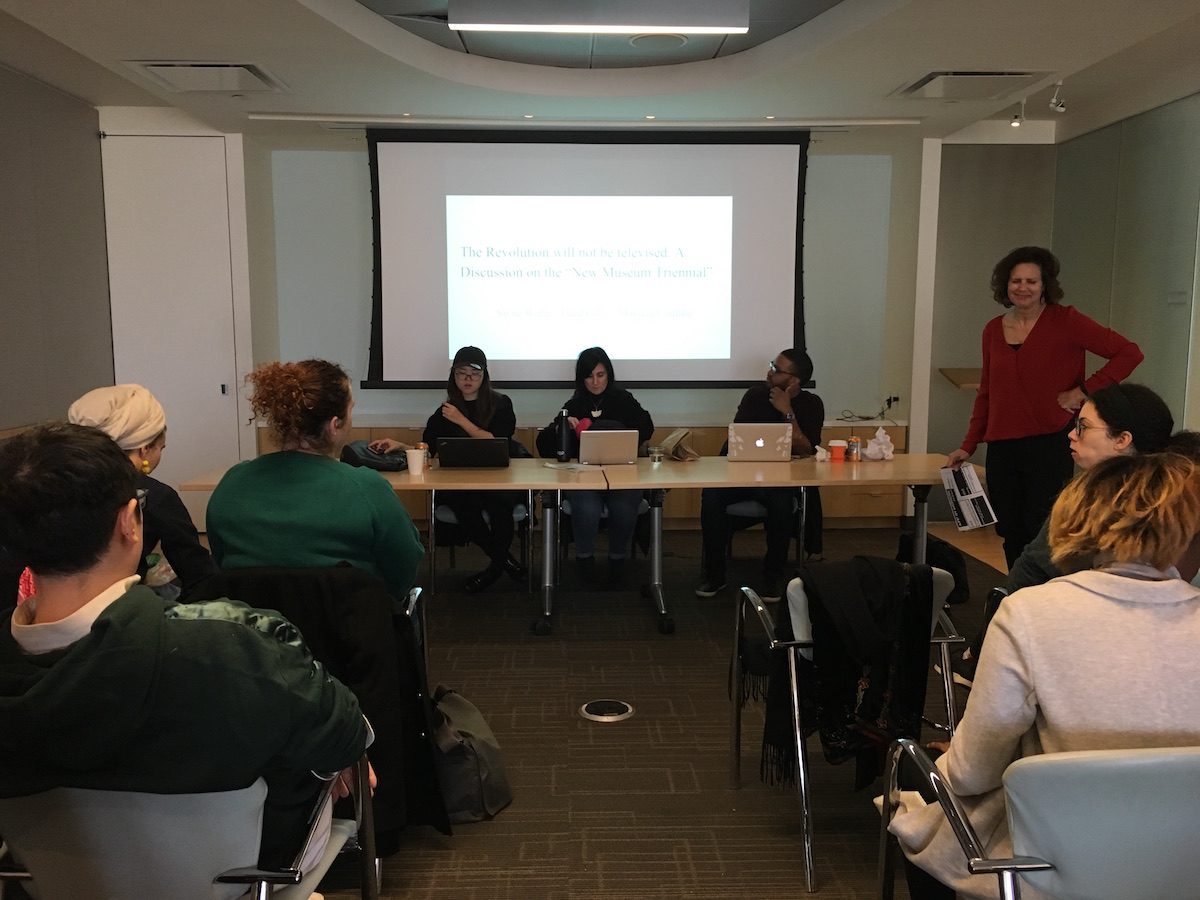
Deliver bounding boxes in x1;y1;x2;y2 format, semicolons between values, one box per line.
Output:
556;408;571;461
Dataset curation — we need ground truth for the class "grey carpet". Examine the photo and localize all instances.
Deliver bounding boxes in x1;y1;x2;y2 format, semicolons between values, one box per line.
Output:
320;527;1001;899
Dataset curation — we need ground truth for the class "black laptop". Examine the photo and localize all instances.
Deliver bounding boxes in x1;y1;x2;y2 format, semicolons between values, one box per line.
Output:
436;437;511;468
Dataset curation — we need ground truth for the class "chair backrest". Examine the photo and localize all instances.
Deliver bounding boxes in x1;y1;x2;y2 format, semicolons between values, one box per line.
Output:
1005;746;1200;900
0;779;266;900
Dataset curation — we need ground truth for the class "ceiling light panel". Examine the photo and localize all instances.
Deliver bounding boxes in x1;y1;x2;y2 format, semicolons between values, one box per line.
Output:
448;0;749;34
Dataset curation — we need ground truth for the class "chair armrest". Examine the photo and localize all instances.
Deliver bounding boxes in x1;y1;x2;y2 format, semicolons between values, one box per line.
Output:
881;739;1053;878
737;586;813;652
931;608;964;645
214;866;302;887
401;586;421;620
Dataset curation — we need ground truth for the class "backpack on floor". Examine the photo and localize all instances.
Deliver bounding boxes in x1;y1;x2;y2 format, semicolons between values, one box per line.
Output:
431;685;513;823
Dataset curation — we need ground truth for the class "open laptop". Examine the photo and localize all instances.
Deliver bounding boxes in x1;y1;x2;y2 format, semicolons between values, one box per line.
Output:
578;429;640;465
727;422;793;461
436;437;510;468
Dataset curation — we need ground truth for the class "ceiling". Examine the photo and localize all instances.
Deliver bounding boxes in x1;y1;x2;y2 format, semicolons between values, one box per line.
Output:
2;0;1200;147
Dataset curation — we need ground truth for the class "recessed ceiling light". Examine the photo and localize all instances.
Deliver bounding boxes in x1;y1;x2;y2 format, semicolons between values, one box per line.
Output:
524;114;534;119
645;115;656;120
402;112;410;117
765;115;775;120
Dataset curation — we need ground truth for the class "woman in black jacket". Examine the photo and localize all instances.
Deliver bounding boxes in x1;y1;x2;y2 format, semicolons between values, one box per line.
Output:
536;347;654;585
373;346;527;592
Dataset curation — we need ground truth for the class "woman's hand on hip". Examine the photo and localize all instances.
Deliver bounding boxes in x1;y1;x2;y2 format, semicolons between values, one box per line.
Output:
1057;387;1086;412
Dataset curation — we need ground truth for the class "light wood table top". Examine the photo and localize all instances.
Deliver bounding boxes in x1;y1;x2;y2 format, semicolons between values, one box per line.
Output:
599;453;957;489
382;457;608;491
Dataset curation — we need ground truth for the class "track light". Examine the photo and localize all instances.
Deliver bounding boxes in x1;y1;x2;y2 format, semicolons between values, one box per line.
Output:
1010;98;1025;127
1049;82;1066;113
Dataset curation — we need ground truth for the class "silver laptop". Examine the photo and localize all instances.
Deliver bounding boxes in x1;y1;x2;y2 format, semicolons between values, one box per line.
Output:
727;422;793;461
578;429;640;465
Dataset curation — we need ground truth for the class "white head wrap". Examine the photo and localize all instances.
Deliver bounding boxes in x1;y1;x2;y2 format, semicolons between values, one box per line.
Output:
68;384;166;451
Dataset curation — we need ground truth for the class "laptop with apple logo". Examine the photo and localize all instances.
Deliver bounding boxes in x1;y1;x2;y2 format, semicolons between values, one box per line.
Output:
726;422;793;461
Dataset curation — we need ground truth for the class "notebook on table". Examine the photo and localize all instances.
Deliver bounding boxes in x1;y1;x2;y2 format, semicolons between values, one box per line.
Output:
578;429;639;465
727;422;793;461
436;437;510;468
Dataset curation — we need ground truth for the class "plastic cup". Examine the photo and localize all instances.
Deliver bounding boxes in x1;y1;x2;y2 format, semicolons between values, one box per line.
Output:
405;448;426;473
648;446;665;464
828;440;847;462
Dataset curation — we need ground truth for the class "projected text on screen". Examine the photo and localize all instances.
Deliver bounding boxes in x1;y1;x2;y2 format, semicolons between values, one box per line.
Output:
446;195;732;359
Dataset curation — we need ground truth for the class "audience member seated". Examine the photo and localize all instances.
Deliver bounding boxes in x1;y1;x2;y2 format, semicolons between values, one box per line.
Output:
207;359;424;600
0;423;371;873
536;347;654;588
67;383;216;593
373;346;527;593
946;382;1173;687
696;348;823;602
888;452;1200;900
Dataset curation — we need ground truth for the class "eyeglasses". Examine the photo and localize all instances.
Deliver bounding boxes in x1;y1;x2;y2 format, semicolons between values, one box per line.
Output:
454;368;484;380
769;360;800;378
135;488;148;511
1073;414;1090;436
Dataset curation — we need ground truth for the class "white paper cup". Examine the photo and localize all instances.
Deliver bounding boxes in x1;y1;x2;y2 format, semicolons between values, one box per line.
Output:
406;449;426;473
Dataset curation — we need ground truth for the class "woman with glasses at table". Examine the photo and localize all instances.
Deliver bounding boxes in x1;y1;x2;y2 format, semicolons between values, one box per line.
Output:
536;346;654;588
371;346;528;593
945;246;1143;568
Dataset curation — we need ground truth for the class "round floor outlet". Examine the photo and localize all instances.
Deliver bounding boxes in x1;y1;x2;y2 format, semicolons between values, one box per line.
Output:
579;699;635;722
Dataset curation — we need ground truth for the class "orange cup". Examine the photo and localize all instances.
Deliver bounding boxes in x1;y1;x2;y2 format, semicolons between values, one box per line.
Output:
828;440;847;461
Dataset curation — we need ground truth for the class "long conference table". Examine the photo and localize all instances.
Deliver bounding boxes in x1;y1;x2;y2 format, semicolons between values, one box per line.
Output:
183;453;957;635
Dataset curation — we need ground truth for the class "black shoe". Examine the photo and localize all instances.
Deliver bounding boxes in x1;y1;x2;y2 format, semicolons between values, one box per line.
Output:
464;565;504;593
934;650;977;689
758;574;785;604
575;555;597;584
694;576;727;598
607;556;627;589
503;553;528;583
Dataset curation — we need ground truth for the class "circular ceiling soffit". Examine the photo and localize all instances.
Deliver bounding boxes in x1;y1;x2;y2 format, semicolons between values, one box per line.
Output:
628;33;689;50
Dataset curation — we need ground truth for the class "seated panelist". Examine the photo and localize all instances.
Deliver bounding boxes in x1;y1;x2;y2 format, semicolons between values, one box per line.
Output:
374;346;527;593
208;359;424;601
0;423;371;871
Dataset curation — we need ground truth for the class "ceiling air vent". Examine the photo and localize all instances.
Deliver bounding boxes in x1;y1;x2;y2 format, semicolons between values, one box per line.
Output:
125;62;287;93
895;71;1047;101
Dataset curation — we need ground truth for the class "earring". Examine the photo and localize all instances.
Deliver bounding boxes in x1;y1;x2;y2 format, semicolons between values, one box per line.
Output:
141;459;152;474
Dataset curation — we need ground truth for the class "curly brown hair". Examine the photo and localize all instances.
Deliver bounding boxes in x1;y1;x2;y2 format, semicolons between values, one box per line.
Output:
990;246;1065;307
247;359;351;452
1050;453;1200;570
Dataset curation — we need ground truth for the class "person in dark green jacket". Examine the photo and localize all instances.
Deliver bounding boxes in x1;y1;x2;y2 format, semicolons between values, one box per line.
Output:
0;423;370;870
207;358;424;600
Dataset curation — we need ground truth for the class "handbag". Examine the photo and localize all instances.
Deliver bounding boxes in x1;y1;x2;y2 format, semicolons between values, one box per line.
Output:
431;685;513;823
340;439;406;471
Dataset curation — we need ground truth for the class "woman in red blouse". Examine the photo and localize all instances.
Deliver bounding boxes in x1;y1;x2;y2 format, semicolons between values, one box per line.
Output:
946;246;1143;567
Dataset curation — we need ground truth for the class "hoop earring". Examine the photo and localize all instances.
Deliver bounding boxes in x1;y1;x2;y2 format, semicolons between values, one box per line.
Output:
141;459;152;474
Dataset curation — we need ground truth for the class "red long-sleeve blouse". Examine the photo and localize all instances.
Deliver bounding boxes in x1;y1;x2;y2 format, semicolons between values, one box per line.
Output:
960;303;1143;455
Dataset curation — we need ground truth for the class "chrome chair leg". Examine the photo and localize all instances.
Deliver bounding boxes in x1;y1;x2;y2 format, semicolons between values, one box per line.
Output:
788;647;816;892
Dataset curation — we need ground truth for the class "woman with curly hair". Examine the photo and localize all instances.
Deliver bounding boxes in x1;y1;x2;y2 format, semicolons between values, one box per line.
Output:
207;359;423;599
946;246;1143;567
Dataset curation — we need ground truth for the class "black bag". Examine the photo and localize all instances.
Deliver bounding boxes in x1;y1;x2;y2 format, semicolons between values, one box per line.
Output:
896;533;969;605
340;439;406;472
431;685;513;823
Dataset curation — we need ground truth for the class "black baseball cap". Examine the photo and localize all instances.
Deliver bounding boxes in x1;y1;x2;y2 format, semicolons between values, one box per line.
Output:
452;346;487;371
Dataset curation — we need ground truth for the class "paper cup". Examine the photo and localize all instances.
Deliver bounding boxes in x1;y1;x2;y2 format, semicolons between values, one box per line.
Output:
828;439;847;462
406;448;426;473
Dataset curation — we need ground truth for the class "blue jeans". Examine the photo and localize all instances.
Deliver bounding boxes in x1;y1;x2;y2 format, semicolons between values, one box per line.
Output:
564;489;642;558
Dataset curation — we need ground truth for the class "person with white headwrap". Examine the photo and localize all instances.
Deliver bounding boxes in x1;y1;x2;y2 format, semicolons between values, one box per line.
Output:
68;385;215;589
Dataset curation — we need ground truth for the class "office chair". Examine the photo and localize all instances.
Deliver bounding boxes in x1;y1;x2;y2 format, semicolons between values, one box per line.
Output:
729;565;955;892
0;757;377;900
878;741;1200;900
430;490;534;595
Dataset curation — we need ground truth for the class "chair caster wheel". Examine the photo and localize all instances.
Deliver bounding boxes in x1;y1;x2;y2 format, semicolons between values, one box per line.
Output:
657;616;675;635
531;617;552;636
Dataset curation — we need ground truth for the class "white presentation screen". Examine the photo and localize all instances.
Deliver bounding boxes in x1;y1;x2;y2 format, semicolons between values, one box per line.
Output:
371;137;802;385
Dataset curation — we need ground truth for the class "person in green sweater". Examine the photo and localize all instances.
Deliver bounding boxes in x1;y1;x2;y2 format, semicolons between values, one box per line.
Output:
0;423;370;873
208;359;424;599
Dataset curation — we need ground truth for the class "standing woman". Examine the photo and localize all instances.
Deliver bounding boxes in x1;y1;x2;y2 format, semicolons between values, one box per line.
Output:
68;384;216;591
536;347;654;585
207;359;423;600
946;246;1143;567
374;346;527;593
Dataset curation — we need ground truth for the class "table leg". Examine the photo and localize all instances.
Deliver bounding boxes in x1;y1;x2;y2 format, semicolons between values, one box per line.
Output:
533;490;558;636
428;489;437;599
909;485;932;565
643;490;673;634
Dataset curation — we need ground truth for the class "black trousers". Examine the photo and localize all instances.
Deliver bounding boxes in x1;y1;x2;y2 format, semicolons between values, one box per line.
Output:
985;426;1074;568
700;486;795;579
439;489;521;565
